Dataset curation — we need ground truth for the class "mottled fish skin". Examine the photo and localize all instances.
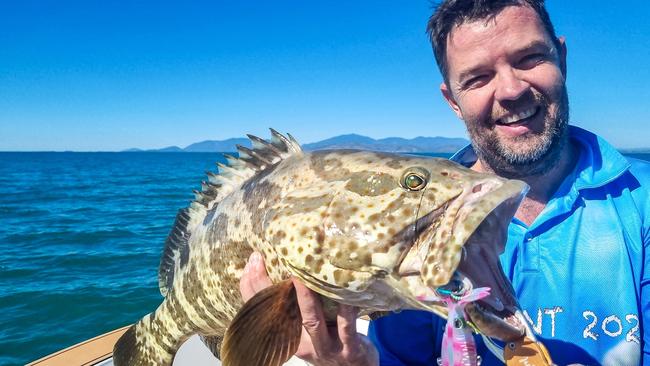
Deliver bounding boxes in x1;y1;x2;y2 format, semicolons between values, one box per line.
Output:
113;131;527;366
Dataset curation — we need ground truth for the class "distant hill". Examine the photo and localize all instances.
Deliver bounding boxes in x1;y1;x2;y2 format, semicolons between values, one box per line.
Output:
154;146;184;152
183;138;251;152
303;134;468;153
125;134;468;153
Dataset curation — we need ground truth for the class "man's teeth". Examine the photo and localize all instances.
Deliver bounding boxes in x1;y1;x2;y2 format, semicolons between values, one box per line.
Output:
500;107;537;125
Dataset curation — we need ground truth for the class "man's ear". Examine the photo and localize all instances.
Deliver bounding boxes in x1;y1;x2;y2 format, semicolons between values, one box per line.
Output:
440;82;463;120
557;36;567;79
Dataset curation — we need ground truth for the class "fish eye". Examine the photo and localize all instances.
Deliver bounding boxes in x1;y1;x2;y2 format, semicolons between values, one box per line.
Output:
401;167;430;191
402;170;428;191
404;174;425;190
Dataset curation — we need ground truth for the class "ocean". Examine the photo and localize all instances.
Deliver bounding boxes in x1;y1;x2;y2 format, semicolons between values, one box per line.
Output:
1;151;649;365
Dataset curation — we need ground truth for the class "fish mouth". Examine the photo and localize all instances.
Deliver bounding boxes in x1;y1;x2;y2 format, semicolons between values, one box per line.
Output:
403;178;529;341
455;188;528;341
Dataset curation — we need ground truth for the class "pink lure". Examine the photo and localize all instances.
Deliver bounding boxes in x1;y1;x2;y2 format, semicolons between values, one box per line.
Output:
419;287;490;366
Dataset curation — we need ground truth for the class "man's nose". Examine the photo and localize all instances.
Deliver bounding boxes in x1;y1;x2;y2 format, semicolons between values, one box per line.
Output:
494;68;529;101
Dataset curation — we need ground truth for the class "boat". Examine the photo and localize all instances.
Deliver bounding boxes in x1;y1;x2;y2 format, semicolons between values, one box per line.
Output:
27;319;370;365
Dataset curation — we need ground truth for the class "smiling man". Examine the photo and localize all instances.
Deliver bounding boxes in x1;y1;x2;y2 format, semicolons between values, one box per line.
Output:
240;1;649;365
438;1;574;225
368;1;649;365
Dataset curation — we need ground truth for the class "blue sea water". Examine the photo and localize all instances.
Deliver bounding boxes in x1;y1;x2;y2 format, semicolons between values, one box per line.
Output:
0;152;225;365
0;151;648;365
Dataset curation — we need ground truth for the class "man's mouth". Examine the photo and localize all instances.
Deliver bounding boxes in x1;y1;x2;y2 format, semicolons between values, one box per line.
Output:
496;106;540;126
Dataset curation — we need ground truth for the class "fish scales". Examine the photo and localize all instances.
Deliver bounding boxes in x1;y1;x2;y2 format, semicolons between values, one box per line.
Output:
113;129;529;366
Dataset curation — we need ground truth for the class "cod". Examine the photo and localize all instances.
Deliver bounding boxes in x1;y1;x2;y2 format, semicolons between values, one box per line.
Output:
114;129;529;366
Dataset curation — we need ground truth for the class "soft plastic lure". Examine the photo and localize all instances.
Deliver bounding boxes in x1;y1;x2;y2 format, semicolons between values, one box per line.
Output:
419;287;491;366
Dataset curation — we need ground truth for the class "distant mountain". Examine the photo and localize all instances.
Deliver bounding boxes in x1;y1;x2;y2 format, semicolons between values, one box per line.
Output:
123;146;183;152
125;134;468;153
304;134;376;150
153;146;183;152
183;138;251;152
123;139;251;153
303;134;468;153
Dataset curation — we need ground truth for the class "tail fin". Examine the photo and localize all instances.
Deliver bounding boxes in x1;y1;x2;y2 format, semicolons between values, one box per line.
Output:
113;311;188;366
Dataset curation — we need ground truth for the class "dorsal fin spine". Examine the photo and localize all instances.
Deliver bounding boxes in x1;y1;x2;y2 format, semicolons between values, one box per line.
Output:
217;162;247;178
271;129;301;154
247;134;284;156
206;172;220;183
225;154;260;171
237;145;273;166
286;134;301;152
269;128;291;152
223;154;242;167
158;130;302;296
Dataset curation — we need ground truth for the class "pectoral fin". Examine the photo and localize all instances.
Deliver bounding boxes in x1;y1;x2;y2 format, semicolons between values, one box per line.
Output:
221;280;302;366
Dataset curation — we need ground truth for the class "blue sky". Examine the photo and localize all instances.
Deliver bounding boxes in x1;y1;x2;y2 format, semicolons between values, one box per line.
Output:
1;1;649;151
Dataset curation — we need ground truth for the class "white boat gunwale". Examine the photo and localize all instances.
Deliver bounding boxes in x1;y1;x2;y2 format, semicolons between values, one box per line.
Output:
27;325;130;366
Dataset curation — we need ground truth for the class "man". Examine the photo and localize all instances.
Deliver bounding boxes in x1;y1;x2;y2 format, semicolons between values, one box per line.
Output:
241;0;649;364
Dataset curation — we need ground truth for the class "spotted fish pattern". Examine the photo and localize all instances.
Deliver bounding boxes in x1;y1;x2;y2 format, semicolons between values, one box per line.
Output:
112;129;527;366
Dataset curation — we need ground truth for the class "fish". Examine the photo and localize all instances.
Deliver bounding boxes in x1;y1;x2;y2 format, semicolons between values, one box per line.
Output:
113;129;529;366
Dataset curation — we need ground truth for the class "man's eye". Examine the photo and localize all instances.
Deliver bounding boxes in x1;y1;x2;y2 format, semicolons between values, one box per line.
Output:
462;75;488;89
518;54;545;69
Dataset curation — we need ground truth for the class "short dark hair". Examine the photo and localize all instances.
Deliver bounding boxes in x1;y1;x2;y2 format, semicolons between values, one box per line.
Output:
426;0;561;82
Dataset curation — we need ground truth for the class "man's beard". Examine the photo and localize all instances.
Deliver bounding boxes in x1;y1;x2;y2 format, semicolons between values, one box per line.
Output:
468;86;570;179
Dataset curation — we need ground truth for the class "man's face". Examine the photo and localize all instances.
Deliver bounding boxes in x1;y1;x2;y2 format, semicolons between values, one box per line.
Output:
441;5;569;177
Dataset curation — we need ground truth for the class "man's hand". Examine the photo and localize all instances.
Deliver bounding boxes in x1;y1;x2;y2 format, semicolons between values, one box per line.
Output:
239;252;379;366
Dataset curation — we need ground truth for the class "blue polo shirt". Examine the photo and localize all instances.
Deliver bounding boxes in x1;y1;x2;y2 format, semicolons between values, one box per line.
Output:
368;126;649;365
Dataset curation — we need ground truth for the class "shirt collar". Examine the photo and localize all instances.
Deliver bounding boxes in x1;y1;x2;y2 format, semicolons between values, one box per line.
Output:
449;144;476;168
449;125;630;190
569;125;630;190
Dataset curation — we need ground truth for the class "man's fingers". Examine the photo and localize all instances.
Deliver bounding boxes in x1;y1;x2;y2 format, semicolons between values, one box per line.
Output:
336;304;359;347
239;252;272;302
247;252;273;293
291;280;379;365
292;278;333;355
